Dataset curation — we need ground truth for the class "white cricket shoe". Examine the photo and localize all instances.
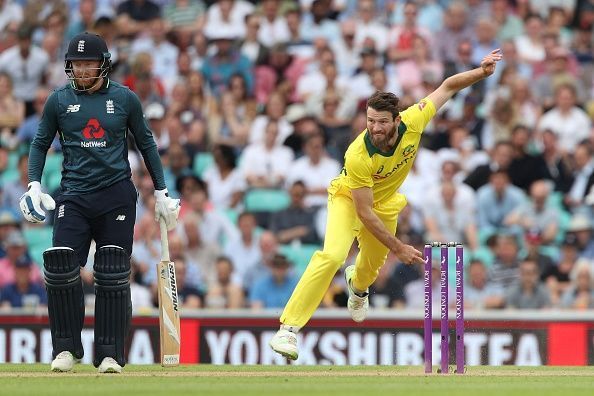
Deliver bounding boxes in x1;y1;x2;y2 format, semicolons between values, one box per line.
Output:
98;357;122;374
269;328;298;360
51;351;76;372
344;265;369;322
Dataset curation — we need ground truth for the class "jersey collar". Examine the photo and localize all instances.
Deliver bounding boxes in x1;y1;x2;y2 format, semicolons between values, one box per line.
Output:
364;121;407;157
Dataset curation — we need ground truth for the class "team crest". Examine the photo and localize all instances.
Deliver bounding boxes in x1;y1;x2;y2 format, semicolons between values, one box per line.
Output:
402;144;415;156
106;100;114;114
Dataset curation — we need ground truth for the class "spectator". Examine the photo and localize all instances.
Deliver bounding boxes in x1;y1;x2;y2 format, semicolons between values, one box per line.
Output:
1;153;28;213
241;120;294;189
203;0;254;39
175;258;204;309
258;0;290;48
184;185;239;246
249;253;298;309
491;0;524;42
386;1;432;64
249;91;292;145
505;259;551;309
162;143;192;196
0;24;48;117
464;259;505;309
435;2;472;63
538;83;591;154
559;259;594;309
65;0;96;42
0;72;24;145
504;180;560;244
116;0;162;37
566;213;594;260
423;180;478;250
540;129;573;194
144;103;168;151
489;234;522;290
514;14;546;65
476;170;525;236
269;181;321;245
205;256;245;309
0;255;47;309
471;18;500;66
130;259;153;314
163;0;206;34
300;0;340;44
240;13;266;65
436;125;489;176
369;258;405;308
0;230;42;287
203;144;246;209
352;0;388;54
0;210;20;258
181;213;222;285
542;233;579;306
201;27;253;99
564;142;594;210
224;212;262;291
286;133;340;208
533;47;583;109
18;88;55;149
131;17;180;88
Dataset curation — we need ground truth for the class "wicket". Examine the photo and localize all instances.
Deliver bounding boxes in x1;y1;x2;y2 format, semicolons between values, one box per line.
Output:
423;242;465;374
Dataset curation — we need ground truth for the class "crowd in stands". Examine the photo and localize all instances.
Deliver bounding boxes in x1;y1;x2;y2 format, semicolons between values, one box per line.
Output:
1;0;594;313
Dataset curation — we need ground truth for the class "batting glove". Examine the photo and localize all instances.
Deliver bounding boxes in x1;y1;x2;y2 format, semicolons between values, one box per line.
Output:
19;181;56;223
154;189;181;231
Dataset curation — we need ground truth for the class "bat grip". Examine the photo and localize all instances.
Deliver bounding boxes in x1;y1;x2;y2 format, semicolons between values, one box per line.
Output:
159;217;170;262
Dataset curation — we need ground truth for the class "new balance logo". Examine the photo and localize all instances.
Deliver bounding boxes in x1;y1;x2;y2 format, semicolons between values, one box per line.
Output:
106;100;114;114
116;215;126;221
66;104;80;113
58;205;65;218
77;40;85;52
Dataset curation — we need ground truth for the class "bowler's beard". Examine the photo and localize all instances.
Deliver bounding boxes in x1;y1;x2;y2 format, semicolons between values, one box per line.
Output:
371;126;397;151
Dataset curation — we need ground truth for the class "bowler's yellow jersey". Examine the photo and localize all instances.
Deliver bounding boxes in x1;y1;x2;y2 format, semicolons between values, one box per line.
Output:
333;98;436;203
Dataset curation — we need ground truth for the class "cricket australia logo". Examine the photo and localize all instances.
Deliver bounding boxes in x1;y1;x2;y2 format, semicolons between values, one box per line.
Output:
402;144;415;156
77;40;85;52
106;100;114;114
66;104;80;113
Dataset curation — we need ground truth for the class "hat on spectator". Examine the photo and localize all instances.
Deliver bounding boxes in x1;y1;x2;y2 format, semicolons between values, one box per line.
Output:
360;47;378;57
204;25;241;41
0;210;20;226
145;102;165;120
285;104;311;123
568;213;593;232
14;254;32;268
4;230;26;247
525;229;542;244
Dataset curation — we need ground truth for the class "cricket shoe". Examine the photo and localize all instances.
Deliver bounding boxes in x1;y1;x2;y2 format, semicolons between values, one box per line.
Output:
269;328;298;360
51;351;78;372
98;357;122;374
344;265;369;322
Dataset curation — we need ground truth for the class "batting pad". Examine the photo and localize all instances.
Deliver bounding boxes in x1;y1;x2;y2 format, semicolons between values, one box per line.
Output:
93;245;131;368
43;247;85;360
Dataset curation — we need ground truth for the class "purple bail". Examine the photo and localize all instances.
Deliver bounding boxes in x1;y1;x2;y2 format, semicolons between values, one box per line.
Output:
440;243;449;374
423;244;432;374
456;243;464;374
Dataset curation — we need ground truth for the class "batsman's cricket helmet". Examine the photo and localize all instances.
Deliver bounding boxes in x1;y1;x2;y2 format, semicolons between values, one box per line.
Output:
65;32;112;89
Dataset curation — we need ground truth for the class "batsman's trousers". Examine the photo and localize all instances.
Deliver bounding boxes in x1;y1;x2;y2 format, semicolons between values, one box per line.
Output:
280;181;407;328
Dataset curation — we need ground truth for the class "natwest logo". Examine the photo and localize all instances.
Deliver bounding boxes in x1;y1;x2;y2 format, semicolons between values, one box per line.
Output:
81;118;106;148
82;118;105;139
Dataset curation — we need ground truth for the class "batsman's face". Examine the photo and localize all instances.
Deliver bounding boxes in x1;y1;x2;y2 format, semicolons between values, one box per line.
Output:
72;60;101;88
366;107;399;148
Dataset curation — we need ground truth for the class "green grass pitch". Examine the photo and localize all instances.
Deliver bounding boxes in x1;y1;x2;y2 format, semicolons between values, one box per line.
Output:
0;364;592;396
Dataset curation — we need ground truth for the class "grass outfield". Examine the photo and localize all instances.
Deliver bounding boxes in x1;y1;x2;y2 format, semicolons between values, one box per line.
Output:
0;365;592;396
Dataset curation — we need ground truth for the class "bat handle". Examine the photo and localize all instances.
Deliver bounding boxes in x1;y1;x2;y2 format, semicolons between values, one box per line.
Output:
159;217;170;262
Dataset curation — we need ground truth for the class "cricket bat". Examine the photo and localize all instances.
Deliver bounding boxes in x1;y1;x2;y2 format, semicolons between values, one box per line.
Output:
157;217;181;367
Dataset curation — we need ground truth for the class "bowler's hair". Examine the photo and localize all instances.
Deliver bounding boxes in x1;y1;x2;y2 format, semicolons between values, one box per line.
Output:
366;91;400;119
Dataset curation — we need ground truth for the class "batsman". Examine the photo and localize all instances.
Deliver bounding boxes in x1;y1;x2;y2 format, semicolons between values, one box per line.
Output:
19;32;180;373
270;49;502;360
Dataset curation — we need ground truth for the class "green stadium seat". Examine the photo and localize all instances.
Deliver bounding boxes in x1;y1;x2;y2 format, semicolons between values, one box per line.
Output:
23;227;53;252
280;243;320;275
0;168;19;184
44;153;63;175
244;189;290;212
193;152;214;177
